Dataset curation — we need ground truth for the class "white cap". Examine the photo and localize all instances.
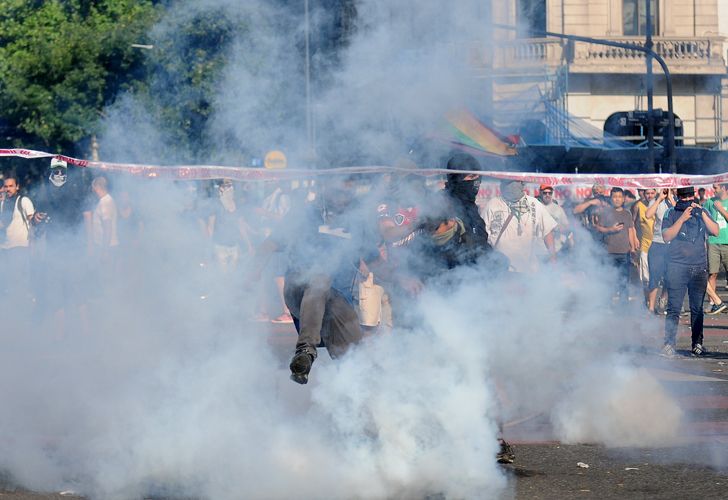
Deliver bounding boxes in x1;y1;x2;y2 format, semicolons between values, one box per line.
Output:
50;158;68;169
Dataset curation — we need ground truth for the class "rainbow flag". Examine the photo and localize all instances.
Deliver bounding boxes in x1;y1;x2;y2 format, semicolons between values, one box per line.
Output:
444;109;517;156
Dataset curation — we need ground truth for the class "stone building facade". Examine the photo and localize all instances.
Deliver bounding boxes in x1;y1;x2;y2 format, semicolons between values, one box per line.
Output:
482;0;728;148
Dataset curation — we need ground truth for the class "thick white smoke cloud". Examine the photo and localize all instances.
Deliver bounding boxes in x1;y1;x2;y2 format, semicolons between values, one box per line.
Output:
0;1;691;499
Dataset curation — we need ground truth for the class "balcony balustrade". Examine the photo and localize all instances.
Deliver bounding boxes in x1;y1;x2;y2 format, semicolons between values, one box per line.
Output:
485;36;726;75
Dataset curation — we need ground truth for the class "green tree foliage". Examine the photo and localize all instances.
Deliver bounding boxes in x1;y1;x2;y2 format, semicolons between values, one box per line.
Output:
136;7;244;161
0;0;160;154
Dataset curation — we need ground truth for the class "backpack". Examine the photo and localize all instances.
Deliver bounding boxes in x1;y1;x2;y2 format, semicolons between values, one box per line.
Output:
14;195;34;241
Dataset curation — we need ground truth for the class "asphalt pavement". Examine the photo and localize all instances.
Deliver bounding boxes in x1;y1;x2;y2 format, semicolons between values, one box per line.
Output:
4;303;728;499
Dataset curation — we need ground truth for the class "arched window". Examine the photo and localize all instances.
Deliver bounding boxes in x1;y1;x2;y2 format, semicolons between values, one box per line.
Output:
623;0;659;36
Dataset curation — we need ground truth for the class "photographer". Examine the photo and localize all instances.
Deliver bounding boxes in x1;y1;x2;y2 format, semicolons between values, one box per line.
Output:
572;182;610;243
660;186;719;357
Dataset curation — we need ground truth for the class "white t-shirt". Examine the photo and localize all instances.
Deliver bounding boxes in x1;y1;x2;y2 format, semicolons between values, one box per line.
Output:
544;202;569;253
2;196;35;249
93;193;119;247
651;200;670;244
481;195;558;273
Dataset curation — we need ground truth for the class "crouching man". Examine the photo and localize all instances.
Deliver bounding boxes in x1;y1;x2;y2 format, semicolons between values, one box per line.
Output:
253;177;379;384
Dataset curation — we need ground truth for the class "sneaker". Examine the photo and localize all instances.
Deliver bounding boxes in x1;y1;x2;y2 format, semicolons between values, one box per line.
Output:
707;303;728;315
692;344;706;356
496;439;515;464
660;344;676;358
271;313;294;324
289;350;314;385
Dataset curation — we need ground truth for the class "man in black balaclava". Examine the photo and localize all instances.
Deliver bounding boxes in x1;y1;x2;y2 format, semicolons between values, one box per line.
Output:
446;154;486;238
440;153;494;268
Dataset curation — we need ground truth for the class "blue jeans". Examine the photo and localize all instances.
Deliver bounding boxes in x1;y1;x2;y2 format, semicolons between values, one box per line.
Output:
664;263;707;347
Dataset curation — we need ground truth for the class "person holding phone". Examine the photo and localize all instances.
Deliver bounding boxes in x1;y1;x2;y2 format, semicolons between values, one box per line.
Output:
595;187;638;306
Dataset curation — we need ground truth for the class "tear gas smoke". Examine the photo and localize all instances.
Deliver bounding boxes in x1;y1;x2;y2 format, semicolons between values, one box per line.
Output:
0;1;693;498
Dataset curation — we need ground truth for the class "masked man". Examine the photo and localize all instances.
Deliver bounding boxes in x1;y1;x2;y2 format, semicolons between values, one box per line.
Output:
31;159;93;329
253;176;379;384
481;179;557;273
660;186;719;357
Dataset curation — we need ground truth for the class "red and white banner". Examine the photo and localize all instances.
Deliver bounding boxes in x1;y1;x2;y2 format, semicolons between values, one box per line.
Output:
2;147;727;188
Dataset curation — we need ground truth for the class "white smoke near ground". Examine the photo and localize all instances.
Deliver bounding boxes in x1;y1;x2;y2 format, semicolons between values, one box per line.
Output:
553;363;684;448
0;0;696;499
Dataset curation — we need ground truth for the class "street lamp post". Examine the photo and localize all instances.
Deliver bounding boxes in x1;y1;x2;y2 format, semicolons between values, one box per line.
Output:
645;0;656;173
493;23;677;174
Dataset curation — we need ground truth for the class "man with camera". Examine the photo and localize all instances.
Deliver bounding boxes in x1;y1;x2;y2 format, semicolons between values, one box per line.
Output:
572;182;610;243
660;186;719;357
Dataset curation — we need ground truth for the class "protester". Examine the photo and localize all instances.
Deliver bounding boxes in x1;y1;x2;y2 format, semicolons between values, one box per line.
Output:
698;187;708;206
660;186;719;357
632;188;656;307
0;173;9;245
256;182;293;324
0;173;36;301
368;162;431;328
572;182;609;242
253;176;379;384
645;189;674;313
30;159;93;332
481;179;557;273
206;179;253;274
90;176;119;271
538;184;570;256
623;189;638;211
595;188;638;305
441;153;490;266
703;183;728;314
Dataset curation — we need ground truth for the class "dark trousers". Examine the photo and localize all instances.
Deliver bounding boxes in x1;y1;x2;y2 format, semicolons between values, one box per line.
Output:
664;263;707;347
610;253;631;304
284;272;362;359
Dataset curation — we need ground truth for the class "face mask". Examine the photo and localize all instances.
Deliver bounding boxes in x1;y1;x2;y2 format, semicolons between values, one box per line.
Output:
448;177;480;203
49;169;67;187
675;199;692;212
502;181;524;203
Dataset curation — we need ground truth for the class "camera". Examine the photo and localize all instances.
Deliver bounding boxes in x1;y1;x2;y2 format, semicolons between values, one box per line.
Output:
691;206;703;218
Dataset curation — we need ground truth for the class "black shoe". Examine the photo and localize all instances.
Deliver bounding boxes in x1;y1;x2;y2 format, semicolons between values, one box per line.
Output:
707;303;727;315
496;439;515;464
691;343;707;356
289;350;314;385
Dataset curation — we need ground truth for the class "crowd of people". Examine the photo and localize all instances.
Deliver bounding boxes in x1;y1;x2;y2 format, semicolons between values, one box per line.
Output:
2;153;727;464
1;158;725;353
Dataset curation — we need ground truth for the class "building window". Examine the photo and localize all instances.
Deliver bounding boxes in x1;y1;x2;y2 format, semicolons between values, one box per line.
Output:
623;0;659;36
517;0;546;38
